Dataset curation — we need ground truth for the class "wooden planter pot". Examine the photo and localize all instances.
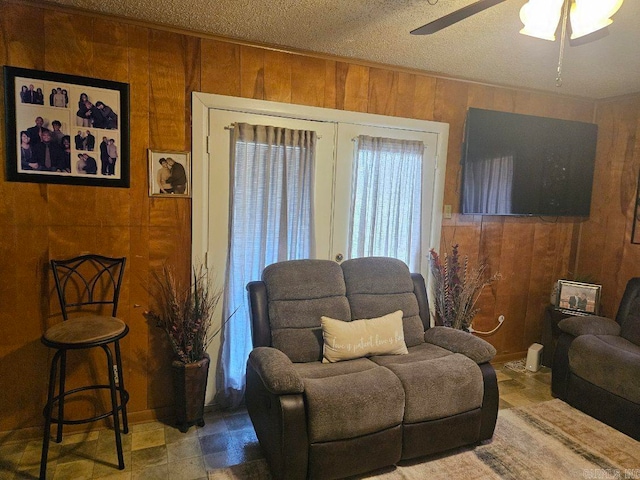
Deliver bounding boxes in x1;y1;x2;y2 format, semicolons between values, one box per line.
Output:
171;354;210;432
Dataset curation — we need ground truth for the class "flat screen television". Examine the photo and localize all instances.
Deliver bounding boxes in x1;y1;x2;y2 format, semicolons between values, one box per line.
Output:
460;108;598;216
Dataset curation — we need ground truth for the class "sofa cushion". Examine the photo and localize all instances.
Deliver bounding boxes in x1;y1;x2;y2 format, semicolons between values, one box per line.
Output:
303;366;405;443
320;310;408;363
569;334;640;404
341;257;424;347
293;357;379;379
383;353;484;423
263;260;351;362
370;342;452;367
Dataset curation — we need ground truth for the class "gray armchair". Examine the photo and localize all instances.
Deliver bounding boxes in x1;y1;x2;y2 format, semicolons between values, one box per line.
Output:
552;277;640;440
246;257;499;479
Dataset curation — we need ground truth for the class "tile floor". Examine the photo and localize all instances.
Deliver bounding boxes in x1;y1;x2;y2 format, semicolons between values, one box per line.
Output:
0;361;552;479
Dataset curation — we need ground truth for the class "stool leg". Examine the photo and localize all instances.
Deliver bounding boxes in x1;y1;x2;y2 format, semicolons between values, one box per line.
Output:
103;345;125;470
114;340;128;434
55;349;67;443
41;350;62;480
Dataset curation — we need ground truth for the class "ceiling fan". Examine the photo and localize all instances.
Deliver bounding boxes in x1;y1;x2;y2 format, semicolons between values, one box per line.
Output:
410;0;625;86
411;0;624;41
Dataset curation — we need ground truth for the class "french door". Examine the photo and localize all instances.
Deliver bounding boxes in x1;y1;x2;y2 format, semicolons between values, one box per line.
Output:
191;93;448;404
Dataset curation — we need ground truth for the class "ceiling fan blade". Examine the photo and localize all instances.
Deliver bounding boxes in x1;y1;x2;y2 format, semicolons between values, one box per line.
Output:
411;0;508;35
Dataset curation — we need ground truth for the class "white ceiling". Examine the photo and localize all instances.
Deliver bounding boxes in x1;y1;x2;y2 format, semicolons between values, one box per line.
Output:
47;0;640;99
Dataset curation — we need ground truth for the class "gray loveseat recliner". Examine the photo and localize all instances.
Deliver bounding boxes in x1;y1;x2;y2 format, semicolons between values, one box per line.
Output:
552;277;640;440
245;257;499;480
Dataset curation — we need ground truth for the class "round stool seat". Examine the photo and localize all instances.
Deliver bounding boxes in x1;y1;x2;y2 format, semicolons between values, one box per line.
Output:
43;316;127;346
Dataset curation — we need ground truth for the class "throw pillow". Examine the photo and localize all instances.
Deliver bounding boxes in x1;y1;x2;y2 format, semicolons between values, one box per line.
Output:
321;310;408;363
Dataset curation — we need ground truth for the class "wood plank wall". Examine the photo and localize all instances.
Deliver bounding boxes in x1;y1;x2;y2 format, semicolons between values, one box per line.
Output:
1;0;636;438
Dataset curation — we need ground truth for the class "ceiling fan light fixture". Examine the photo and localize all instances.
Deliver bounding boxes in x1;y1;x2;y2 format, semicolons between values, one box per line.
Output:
569;0;624;39
519;0;564;41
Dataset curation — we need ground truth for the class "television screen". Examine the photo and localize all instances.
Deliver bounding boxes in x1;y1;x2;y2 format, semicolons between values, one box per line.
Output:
460;108;598;216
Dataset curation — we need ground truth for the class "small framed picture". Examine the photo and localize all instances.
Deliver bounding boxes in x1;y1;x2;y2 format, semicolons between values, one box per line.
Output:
555;280;602;316
148;149;191;197
3;66;129;187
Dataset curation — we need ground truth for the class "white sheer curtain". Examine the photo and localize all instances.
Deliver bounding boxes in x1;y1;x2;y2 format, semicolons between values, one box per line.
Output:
349;135;424;271
463;155;514;214
216;122;316;408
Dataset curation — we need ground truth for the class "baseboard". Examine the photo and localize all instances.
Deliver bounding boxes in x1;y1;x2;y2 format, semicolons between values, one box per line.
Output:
0;405;176;445
492;351;528;363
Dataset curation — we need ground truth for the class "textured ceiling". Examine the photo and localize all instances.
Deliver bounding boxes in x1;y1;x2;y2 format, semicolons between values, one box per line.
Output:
46;0;640;99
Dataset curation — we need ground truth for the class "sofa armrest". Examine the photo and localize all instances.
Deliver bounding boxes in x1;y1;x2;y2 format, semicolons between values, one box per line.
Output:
248;347;305;395
558;315;621;337
424;326;496;364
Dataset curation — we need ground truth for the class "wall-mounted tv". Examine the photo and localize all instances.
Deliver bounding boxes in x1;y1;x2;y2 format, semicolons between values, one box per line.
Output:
460;108;598;216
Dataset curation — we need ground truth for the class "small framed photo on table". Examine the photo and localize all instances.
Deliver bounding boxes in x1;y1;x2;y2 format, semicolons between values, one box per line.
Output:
148;149;191;197
555;280;602;316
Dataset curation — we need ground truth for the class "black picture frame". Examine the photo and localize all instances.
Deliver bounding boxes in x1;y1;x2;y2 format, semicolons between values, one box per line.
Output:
3;66;130;187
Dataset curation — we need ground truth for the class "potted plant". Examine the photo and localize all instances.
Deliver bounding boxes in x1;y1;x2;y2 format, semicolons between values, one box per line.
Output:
428;244;500;331
144;264;227;432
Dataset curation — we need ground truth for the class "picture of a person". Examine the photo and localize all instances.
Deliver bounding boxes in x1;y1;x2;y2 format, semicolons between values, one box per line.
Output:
100;137;109;175
27;116;49;145
77;153;97;175
106;139;118;175
50;120;65;145
32;130;64;171
165;157;187;194
75;130;85;150
19;131;38;170
85;130;95;151
157;158;173;193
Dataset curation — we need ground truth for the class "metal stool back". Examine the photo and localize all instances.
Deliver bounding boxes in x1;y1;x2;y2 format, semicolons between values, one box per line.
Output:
40;254;129;479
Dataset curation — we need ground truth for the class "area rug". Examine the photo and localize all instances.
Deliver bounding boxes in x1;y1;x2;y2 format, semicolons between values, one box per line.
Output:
208;399;640;479
503;358;528;374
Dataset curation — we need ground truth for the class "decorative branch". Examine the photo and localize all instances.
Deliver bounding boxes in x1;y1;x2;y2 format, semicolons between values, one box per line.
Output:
429;245;501;331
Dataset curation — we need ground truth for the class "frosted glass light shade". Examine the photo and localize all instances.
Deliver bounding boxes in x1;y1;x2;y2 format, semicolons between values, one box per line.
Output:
570;0;624;39
519;0;565;41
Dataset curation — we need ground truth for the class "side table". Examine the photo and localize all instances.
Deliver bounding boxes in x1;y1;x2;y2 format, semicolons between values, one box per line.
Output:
541;305;572;367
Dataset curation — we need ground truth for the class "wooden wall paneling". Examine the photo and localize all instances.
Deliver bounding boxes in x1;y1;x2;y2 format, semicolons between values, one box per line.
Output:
577;97;633;315
148;30;186;151
127;25;151;227
433;78;468;210
264;50;292;104
395;72;417;118
291;55;327;107
323;60;338;110
240;45;265;100
43;11;94;77
412;75;436;121
335;62;369;113
200;39;241;96
90;18;132;229
466;83;497;111
367;68;396;116
616;104;640;304
1;3;45;70
183;35;201;149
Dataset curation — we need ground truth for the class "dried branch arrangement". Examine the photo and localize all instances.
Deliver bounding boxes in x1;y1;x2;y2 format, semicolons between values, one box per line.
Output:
144;265;228;364
429;245;501;331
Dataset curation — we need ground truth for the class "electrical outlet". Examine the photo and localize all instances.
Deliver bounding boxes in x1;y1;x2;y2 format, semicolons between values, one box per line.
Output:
443;205;452;219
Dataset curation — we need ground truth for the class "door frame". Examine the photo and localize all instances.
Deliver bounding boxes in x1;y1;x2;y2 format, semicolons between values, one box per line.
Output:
192;92;449;275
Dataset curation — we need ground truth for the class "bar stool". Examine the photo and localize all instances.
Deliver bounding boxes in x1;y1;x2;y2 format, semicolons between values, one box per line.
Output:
40;254;129;480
